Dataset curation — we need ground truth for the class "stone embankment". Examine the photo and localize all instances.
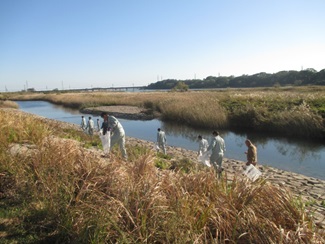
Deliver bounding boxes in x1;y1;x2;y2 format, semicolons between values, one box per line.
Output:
127;137;325;232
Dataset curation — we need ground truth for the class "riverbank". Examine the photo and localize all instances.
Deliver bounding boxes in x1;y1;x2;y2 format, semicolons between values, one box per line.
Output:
128;137;325;230
5;107;325;231
1;107;324;241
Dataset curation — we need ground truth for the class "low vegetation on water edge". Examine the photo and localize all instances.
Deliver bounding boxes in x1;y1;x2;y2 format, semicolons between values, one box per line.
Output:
5;86;325;140
0;100;19;109
0;109;324;243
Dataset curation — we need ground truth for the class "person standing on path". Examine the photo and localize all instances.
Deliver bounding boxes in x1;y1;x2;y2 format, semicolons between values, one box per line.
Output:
197;135;209;156
101;112;127;160
207;131;226;178
157;128;167;154
97;118;101;132
245;139;257;166
86;116;95;136
80;116;86;131
99;115;111;158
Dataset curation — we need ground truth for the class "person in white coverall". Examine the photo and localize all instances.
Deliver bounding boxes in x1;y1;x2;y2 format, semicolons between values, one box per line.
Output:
207;131;226;178
157;128;167;154
197;135;209;156
101;112;127;160
97;118;101;132
80;116;86;131
100;114;111;158
86;116;95;135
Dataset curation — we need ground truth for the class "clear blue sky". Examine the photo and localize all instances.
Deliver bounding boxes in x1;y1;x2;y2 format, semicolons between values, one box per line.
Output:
1;0;324;91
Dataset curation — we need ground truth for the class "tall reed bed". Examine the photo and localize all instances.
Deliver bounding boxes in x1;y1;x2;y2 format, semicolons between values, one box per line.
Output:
0;100;19;109
0;109;323;243
8;87;325;139
221;91;325;138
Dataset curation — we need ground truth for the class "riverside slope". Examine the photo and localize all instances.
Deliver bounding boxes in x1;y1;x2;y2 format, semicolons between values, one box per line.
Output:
84;106;325;231
11;106;325;232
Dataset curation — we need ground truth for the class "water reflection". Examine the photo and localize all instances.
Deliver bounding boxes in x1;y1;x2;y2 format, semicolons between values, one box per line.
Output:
231;129;323;164
52;104;82;115
15;100;325;180
162;120;211;141
275;140;321;162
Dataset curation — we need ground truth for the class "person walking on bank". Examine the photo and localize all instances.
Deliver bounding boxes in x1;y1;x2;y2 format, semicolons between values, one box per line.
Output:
197;135;209;156
245;139;257;166
207;131;226;178
101;112;127;160
99;115;111;158
97;118;101;132
86;116;95;136
157;128;167;154
80;116;86;131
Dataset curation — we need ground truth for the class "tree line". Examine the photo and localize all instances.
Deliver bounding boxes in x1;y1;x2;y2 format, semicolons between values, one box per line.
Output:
145;68;325;90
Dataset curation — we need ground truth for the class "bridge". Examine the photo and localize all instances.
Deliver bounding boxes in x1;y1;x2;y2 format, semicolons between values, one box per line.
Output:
36;86;147;93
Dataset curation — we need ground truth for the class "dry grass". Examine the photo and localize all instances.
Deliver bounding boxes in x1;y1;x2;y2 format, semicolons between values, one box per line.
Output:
7;86;325;139
0;100;19;109
0;108;324;243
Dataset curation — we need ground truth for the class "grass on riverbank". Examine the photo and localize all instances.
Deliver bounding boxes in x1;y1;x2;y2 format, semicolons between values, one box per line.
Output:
0;108;324;243
0;100;19;109
6;86;325;140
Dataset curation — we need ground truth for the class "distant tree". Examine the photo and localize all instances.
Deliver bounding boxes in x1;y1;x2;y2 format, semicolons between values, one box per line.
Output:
306;68;317;73
147;79;178;89
294;80;303;86
273;82;281;88
313;69;325;85
144;69;325;89
172;81;189;92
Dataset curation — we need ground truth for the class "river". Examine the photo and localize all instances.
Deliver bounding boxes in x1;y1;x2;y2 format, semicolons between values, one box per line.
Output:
16;100;325;180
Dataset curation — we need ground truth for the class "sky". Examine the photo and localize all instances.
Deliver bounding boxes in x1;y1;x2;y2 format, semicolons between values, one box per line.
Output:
1;0;325;92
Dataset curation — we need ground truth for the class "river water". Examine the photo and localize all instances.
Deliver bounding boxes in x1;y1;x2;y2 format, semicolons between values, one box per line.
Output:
16;100;325;180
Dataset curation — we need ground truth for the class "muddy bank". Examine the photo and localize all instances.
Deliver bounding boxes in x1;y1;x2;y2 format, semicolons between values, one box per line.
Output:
80;105;156;120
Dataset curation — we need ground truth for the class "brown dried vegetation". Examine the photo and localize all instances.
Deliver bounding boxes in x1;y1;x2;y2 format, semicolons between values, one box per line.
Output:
0;108;324;243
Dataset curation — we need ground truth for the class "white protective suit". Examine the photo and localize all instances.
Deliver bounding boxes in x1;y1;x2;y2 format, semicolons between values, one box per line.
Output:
81;117;86;131
157;130;167;154
198;138;209;155
108;116;127;159
86;118;95;135
207;135;226;173
197;138;210;167
97;119;101;132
